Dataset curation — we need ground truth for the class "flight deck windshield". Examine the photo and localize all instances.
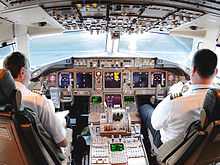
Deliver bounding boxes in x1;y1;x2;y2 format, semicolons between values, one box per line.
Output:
0;31;193;68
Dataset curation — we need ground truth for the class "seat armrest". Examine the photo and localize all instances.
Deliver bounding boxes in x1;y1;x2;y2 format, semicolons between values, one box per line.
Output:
157;133;185;163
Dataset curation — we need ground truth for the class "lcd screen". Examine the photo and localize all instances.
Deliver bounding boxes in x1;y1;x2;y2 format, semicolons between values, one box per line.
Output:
76;72;92;88
110;143;124;152
91;96;102;104
104;72;121;88
58;72;72;88
151;72;166;87
105;94;122;108
124;96;135;103
133;72;148;88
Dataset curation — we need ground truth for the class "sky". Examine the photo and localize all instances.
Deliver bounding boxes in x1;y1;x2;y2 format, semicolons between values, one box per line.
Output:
0;31;193;68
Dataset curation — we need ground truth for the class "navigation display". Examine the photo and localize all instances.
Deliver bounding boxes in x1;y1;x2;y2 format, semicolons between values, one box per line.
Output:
133;72;149;88
151;72;166;87
104;72;121;88
76;72;92;88
58;72;72;88
105;94;122;108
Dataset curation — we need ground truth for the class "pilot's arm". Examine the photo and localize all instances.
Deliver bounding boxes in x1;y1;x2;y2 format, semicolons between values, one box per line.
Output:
152;81;190;130
151;95;173;130
40;96;68;147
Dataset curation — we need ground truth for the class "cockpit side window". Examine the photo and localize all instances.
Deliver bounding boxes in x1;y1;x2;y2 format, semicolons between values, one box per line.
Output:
0;44;13;68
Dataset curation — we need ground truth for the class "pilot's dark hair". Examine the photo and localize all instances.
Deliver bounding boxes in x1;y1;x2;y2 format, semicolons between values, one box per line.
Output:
3;52;29;79
193;49;217;78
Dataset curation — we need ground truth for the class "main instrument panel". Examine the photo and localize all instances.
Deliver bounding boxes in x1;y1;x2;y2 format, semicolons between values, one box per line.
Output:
32;57;187;110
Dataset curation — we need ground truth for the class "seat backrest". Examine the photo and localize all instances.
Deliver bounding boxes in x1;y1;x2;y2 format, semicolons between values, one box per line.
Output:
201;88;220;129
188;88;220;165
0;69;63;165
162;88;220;165
0;69;28;165
0;69;21;111
13;108;63;165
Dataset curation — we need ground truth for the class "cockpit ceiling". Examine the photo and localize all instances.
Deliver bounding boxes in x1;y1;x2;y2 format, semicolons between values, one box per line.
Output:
1;0;220;33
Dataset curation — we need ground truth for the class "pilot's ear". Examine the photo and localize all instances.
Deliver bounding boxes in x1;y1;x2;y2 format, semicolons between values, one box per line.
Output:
19;67;26;79
214;68;218;76
20;67;25;75
191;66;196;75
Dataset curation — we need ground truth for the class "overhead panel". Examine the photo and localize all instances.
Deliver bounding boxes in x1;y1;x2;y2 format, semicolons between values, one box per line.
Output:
44;2;205;34
110;4;143;16
141;5;176;18
77;3;107;33
77;3;106;17
46;7;80;31
1;0;220;34
147;8;204;33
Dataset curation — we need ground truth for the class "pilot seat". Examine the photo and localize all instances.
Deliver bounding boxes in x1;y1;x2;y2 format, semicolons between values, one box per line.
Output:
139;89;220;165
0;69;65;165
144;88;220;165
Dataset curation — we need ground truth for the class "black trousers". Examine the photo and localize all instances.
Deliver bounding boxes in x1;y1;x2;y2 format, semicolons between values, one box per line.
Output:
139;104;163;148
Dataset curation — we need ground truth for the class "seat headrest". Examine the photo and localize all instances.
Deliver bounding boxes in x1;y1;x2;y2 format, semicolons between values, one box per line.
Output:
0;69;21;111
201;88;220;128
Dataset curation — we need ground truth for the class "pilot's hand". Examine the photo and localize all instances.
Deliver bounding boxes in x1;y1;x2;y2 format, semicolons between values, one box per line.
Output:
55;111;69;127
32;89;43;95
168;81;184;95
168;81;190;100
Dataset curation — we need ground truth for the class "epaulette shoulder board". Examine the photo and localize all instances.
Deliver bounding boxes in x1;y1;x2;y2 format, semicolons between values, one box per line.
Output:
170;92;183;100
32;90;43;95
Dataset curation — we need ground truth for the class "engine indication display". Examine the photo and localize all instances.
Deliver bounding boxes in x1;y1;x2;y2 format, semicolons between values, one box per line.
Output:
104;72;121;88
76;72;92;88
58;72;72;88
151;72;166;87
133;72;148;88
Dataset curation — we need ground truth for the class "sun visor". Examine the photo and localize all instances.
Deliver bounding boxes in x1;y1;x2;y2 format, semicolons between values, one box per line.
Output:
0;5;64;37
170;14;220;39
0;18;14;43
170;29;206;39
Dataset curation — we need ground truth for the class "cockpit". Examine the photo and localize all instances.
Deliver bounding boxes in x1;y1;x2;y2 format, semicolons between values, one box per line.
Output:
1;0;220;165
26;56;188;164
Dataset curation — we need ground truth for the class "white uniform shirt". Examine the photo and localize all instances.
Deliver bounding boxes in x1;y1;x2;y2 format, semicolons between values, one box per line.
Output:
151;84;211;143
15;81;66;144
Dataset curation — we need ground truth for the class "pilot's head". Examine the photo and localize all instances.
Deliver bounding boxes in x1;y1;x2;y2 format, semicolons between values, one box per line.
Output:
191;49;218;84
3;52;30;86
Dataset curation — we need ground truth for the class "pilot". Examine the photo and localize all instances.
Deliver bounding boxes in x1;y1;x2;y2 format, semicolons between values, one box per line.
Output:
3;52;68;148
139;49;218;148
